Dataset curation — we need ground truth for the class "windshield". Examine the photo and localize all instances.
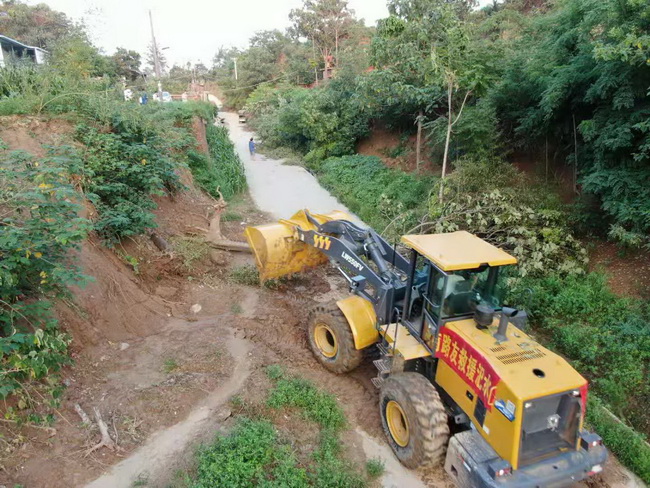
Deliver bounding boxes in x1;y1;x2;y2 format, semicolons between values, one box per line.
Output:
427;266;503;319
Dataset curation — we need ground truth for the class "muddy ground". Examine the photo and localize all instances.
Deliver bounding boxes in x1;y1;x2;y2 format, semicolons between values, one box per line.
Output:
0;115;643;488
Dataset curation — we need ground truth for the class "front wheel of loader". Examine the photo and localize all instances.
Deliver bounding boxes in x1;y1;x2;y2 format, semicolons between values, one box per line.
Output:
307;303;363;374
380;373;450;469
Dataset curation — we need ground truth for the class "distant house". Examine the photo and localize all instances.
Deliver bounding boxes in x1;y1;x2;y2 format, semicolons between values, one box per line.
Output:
0;35;47;67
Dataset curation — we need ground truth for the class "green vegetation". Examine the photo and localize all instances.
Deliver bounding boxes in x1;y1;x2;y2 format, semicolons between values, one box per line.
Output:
587;396;650;482
317;155;431;234
229;265;261;286
172;237;211;270
185;366;367;488
365;459;385;479
511;273;650;434
0;148;88;420
163;358;179;374
228;0;650;477
187;125;246;201
0;2;246;422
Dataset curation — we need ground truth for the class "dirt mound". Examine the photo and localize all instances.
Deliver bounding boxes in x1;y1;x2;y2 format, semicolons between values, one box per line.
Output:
0;115;75;156
356;124;438;174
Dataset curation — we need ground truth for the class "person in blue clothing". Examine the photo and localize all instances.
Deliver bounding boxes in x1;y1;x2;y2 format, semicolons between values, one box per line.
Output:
248;137;256;160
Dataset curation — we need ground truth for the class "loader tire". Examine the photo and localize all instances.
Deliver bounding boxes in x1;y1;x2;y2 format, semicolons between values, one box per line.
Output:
380;372;450;469
307;303;363;374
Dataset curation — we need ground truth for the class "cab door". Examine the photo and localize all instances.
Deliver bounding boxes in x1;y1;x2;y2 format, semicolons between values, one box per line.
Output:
421;266;446;351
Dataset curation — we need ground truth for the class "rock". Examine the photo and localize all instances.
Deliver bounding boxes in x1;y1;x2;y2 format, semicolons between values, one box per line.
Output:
120;342;130;351
155;286;178;299
209;249;227;265
190;303;202;314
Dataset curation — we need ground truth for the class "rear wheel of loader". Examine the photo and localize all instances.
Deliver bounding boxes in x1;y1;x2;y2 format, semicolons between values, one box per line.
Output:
380;372;450;469
307;303;363;374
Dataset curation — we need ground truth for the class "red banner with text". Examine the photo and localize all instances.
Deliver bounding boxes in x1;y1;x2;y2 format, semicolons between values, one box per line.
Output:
435;327;500;410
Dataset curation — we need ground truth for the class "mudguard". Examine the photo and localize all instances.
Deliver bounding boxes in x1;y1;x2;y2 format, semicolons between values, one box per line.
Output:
336;295;378;349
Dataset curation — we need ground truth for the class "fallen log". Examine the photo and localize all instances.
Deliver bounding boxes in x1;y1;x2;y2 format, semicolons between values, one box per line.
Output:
209;240;251;253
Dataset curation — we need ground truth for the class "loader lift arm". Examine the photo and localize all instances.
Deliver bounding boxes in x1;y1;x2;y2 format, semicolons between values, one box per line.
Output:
296;212;409;323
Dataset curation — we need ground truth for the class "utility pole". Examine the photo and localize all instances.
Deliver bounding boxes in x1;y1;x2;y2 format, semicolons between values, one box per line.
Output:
232;57;238;82
149;10;162;101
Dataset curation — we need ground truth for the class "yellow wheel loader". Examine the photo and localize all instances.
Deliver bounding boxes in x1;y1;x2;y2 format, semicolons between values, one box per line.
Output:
245;210;607;488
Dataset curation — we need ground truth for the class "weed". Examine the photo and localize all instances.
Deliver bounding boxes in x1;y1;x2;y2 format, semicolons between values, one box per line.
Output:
366;458;385;478
222;211;243;222
230;395;243;408
228;265;260;286
267;373;346;431
172;237;210;270
258;143;304;166
231;303;243;315
190;418;309;488
117;252;140;275
163;358;179;374
187;370;367;488
265;364;285;381
131;474;149;487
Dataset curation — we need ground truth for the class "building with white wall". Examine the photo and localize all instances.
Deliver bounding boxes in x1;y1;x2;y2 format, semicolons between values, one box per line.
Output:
0;35;47;67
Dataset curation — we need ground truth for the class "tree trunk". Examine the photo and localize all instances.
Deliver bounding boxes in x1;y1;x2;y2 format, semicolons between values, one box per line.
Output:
335;27;339;69
439;82;453;203
572;113;578;194
416;111;423;174
312;37;318;85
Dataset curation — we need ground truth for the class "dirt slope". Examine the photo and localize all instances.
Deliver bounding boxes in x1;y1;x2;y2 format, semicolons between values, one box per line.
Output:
0;115;643;488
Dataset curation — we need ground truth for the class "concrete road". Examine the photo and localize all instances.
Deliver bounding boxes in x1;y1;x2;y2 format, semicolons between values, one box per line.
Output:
221;111;360;222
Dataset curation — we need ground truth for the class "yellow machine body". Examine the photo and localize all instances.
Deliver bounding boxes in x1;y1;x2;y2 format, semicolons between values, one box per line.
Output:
431;317;587;469
245;209;353;281
336;295;378;349
245;210;593;473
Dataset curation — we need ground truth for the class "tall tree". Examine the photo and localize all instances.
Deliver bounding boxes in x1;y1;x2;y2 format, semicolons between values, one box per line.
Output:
289;0;356;80
145;42;167;76
111;47;142;81
0;0;77;49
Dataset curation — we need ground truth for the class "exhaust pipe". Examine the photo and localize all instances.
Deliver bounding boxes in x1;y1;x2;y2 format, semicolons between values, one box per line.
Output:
494;307;518;342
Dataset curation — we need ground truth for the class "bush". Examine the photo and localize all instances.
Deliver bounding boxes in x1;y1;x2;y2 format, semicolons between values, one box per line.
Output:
0;148;89;414
76;123;181;242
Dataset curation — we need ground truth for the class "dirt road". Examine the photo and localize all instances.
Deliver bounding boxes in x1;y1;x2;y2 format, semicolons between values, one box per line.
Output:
222;111;360;221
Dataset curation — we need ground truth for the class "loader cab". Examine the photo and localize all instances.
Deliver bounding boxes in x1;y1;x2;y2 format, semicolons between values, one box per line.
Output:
401;231;517;342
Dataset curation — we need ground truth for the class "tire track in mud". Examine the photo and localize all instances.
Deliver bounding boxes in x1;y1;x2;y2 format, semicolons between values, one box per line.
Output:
85;328;252;488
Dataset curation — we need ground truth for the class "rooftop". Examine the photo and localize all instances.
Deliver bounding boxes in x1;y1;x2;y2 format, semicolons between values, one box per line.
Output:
401;231;517;271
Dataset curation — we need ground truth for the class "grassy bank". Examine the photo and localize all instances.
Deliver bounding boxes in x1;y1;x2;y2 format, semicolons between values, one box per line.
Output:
179;366;379;487
316;154;432;235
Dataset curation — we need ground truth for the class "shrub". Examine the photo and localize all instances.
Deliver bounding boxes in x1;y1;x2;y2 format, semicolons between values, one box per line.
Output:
430;189;588;278
76;124;181;242
587;395;650;484
0;148;89;413
202;124;247;200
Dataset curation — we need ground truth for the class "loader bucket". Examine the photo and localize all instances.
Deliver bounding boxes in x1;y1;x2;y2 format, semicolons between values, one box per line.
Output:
245;209;353;282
